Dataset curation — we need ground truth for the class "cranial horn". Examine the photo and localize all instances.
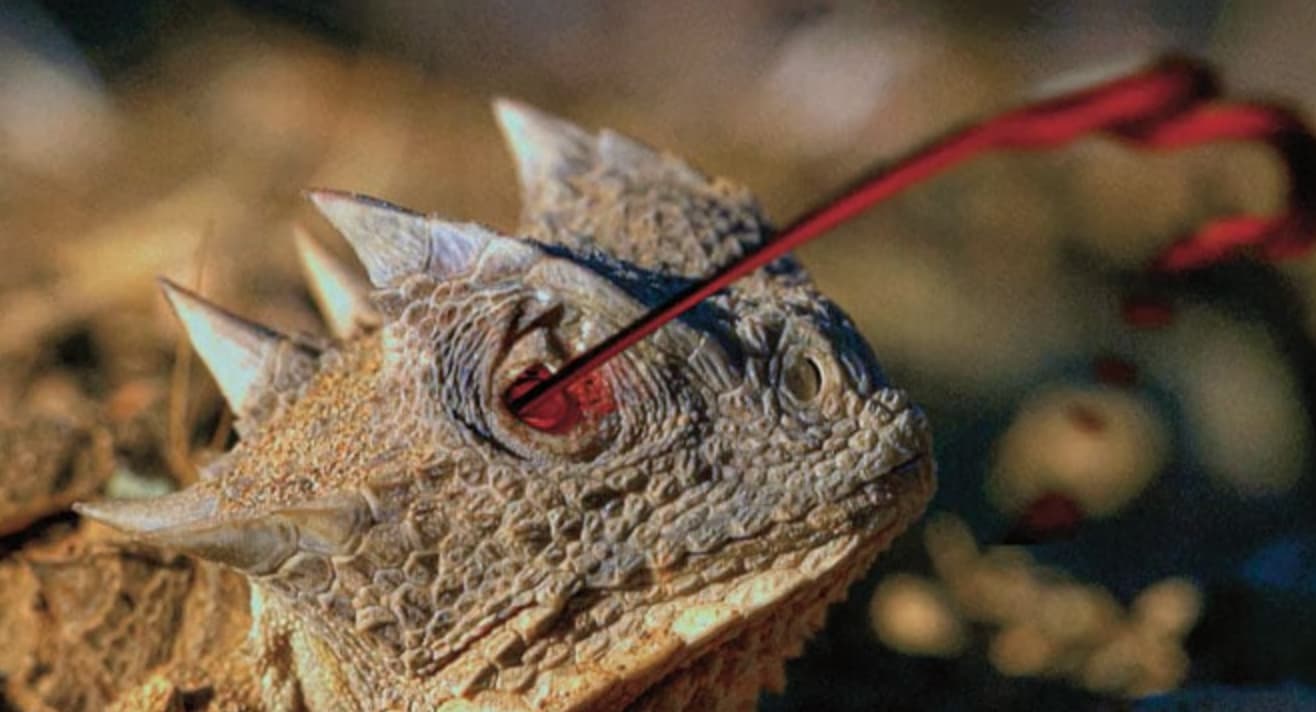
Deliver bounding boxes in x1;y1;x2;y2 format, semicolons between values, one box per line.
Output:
78;493;295;575
150;518;299;574
494;99;707;193
597;129;707;186
597;129;658;168
74;486;219;534
493;98;594;202
293;226;380;339
305;190;495;287
77;490;372;575
272;492;373;555
159;279;316;433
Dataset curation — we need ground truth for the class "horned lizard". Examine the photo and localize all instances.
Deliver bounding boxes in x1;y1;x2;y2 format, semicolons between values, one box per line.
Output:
70;100;936;711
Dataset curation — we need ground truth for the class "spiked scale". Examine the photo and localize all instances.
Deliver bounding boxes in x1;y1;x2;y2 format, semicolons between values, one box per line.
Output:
492;98;594;201
494;98;707;214
305;190;505;288
305;188;553;293
158;279;317;433
73;488;293;574
293;226;380;339
76;490;372;574
75;486;217;536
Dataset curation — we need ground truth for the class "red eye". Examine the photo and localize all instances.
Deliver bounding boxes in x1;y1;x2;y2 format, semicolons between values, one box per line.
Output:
504;363;616;434
505;364;579;434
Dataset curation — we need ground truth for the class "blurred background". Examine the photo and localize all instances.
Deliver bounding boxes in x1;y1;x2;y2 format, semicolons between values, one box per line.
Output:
1;0;1315;709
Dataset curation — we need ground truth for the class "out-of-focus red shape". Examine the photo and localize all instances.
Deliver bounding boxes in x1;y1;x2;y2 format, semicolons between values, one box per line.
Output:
1121;295;1176;329
1092;355;1140;387
508;56;1316;429
1154;216;1279;272
1003;492;1086;545
1125;104;1316;272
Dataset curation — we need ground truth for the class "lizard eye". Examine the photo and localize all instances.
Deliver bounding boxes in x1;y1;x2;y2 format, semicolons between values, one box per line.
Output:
782;352;824;403
490;303;617;458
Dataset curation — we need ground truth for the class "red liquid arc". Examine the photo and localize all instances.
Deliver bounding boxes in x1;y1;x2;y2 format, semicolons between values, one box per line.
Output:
507;57;1316;433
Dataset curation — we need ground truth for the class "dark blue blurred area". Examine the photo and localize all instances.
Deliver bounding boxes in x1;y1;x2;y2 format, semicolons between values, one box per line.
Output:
1243;535;1316;594
1136;683;1316;712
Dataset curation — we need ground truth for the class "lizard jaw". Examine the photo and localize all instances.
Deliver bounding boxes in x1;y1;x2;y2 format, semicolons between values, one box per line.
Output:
527;454;937;712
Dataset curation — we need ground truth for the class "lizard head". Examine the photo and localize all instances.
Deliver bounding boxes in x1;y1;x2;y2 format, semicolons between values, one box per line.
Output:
77;103;935;710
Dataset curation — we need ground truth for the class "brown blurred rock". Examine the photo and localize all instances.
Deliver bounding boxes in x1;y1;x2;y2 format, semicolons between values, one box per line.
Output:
0;525;252;712
0;415;114;538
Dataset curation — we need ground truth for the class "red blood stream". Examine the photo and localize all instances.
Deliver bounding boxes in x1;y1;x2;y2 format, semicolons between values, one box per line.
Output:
507;58;1316;432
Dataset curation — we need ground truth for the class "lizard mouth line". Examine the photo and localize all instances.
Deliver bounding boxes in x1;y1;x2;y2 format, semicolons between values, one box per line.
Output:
849;453;936;529
858;453;932;495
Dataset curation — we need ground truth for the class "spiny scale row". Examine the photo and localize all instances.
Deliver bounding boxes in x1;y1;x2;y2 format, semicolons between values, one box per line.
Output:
73;99;615;559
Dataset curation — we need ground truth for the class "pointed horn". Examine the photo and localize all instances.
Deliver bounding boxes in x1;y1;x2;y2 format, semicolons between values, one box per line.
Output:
293;226;380;339
76;489;368;575
158;279;316;426
598;129;659;168
493;98;594;200
76;489;291;573
305;190;492;287
273;493;373;555
305;190;431;287
74;487;219;534
148;518;298;575
598;129;707;186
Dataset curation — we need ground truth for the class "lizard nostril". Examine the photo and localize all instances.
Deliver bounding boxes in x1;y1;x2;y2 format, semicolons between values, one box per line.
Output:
783;355;823;403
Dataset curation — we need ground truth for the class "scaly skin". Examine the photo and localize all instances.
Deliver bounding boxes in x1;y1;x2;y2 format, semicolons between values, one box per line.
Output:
75;101;936;711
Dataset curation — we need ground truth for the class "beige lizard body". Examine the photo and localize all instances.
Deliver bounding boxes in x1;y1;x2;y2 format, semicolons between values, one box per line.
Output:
76;101;936;711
